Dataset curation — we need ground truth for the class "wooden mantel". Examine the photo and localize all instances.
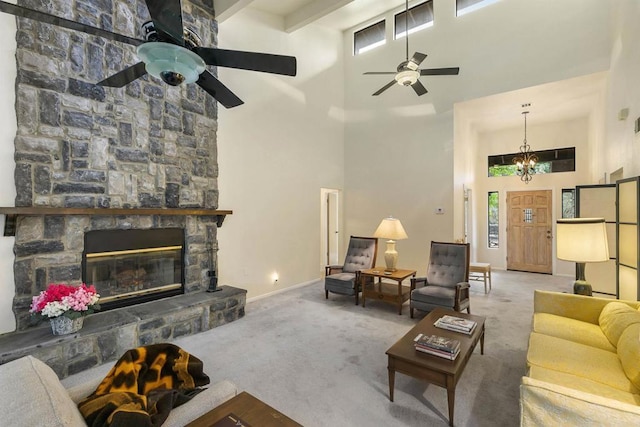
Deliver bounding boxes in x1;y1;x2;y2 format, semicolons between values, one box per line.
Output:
0;207;232;236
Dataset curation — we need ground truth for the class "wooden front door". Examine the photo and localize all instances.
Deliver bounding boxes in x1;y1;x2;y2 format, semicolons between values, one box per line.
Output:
507;190;552;274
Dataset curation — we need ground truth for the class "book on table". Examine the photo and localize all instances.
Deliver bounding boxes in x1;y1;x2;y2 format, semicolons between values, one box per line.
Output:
413;333;461;360
415;344;460;360
434;315;477;335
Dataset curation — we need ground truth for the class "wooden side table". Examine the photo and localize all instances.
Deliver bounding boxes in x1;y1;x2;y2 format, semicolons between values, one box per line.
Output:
359;268;416;315
185;391;303;427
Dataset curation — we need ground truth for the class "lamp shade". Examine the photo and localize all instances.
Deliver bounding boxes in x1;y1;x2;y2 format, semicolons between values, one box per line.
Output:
373;217;408;240
556;218;609;262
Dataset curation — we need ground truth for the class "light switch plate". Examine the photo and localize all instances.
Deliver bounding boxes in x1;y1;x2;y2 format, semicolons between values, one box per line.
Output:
435;207;445;215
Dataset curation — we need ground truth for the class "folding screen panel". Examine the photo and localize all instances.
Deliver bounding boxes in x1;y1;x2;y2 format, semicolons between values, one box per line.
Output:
617;177;640;301
576;185;617;296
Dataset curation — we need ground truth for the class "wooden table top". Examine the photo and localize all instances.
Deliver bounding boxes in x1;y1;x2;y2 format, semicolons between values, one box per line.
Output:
386;308;485;376
185;391;303;427
360;268;416;280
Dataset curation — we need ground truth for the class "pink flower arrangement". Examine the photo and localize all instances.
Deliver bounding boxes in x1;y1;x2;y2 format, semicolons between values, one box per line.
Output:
30;283;100;320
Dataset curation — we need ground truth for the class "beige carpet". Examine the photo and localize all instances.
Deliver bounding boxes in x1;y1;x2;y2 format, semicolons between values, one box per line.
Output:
63;270;570;426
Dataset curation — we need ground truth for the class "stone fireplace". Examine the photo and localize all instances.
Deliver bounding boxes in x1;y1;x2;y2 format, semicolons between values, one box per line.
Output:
0;1;246;377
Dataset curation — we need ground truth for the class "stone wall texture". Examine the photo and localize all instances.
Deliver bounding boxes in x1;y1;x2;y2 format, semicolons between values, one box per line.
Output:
11;0;222;330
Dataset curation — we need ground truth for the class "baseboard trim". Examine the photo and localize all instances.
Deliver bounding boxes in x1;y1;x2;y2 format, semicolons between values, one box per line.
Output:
246;278;320;303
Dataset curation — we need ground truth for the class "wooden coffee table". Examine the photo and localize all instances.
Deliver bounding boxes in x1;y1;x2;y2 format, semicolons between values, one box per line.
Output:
185;391;303;427
359;267;416;314
386;307;485;426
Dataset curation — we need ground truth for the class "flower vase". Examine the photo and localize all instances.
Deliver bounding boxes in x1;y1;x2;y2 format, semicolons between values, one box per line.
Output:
50;316;84;335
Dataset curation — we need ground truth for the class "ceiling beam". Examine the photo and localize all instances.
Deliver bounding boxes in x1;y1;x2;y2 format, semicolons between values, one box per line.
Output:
284;0;355;33
213;0;255;23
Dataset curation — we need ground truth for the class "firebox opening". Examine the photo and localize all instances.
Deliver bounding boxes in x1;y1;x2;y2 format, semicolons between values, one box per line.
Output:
82;228;185;311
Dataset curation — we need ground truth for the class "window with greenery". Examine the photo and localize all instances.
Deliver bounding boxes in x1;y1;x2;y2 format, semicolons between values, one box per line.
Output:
354;20;386;55
456;0;499;16
394;1;434;39
562;188;576;218
488;191;499;248
488;147;575;178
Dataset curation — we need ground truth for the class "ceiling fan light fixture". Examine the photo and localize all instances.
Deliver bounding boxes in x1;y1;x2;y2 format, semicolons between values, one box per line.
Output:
395;70;419;86
137;42;206;85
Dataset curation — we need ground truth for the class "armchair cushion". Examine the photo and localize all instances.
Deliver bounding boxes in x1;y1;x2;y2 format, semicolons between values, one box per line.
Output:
325;236;377;303
411;284;457;307
325;273;357;296
342;238;377;273
410;241;470;316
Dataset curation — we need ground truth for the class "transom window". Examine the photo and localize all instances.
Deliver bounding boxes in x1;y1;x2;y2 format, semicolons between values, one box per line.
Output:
354;20;386;55
488;147;576;178
456;0;499;17
394;1;434;39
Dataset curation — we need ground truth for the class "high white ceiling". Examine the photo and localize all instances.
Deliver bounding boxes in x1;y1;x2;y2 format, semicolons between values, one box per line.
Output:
215;0;608;131
216;0;408;32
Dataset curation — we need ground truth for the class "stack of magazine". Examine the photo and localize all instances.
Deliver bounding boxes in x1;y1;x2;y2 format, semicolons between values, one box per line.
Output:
413;333;460;360
434;315;477;335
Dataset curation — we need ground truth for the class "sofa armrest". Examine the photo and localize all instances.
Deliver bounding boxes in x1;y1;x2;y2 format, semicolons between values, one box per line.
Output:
162;380;238;427
520;376;640;426
532;290;636;325
66;377;103;404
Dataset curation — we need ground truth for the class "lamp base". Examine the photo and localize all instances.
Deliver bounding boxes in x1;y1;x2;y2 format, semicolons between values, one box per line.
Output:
384;240;398;272
573;280;592;296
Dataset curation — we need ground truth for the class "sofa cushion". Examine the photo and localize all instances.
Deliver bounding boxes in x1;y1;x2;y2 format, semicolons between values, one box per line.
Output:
533;312;615;352
599;302;640;348
0;355;86;426
528;365;640;405
527;332;638;394
618;323;640;390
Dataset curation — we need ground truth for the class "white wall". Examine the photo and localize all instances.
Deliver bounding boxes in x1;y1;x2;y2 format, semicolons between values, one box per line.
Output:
216;9;345;298
605;0;640;178
342;0;612;275
0;3;17;334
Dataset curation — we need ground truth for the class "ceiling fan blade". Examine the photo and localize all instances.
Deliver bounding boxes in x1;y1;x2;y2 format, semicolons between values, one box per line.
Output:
0;1;143;46
363;71;396;75
372;80;397;96
420;67;460;76
194;47;296;77
197;70;244;109
409;52;427;67
411;80;428;96
145;0;184;45
98;62;148;88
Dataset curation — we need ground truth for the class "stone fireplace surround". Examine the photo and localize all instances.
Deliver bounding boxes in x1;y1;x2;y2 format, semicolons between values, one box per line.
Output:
0;0;247;377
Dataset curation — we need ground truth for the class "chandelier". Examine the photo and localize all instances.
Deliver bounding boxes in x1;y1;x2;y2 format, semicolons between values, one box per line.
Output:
513;108;537;183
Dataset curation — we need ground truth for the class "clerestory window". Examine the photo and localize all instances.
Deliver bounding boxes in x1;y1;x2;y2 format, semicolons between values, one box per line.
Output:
354;20;386;55
394;1;434;39
456;0;500;17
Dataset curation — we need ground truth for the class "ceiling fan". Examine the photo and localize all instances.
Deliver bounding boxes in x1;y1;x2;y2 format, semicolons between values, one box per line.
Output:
364;0;459;97
0;0;297;108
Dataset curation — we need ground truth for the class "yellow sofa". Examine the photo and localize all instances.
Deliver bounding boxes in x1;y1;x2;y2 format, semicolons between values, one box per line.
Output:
520;290;640;426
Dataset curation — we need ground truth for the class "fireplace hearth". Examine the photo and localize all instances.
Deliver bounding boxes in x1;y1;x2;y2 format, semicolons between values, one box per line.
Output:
83;228;185;310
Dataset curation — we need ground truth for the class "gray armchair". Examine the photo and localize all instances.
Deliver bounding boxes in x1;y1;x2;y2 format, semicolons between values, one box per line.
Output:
325;236;378;305
410;241;471;318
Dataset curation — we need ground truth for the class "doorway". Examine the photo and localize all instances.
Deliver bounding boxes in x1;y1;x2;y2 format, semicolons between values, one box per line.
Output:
506;190;552;274
320;188;340;271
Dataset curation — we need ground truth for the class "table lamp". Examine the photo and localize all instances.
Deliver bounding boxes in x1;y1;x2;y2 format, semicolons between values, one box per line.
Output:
373;216;408;272
556;218;609;296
